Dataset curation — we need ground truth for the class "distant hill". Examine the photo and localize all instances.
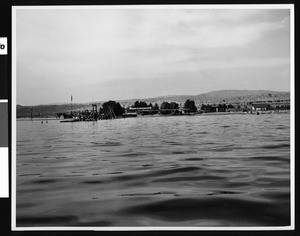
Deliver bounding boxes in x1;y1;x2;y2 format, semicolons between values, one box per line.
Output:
121;90;290;107
17;90;290;118
193;90;289;105
16;103;93;118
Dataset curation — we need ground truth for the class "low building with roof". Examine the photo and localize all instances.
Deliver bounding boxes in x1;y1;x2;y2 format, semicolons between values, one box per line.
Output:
251;103;269;111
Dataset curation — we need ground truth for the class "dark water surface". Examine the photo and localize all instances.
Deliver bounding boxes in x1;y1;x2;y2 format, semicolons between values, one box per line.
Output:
16;113;291;227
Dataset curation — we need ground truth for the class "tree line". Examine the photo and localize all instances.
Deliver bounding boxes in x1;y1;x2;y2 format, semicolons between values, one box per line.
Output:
88;98;292;120
99;99;198;118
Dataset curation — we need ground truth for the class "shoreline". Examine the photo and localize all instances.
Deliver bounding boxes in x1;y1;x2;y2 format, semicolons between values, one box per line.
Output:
17;110;290;121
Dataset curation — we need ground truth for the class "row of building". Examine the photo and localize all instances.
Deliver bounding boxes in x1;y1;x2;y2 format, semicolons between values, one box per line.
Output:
123;101;290;117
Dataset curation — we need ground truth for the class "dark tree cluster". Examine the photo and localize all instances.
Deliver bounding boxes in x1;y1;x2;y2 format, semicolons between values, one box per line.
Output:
153;103;159;110
102;100;124;118
160;101;179;110
217;104;227;112
201;103;227;112
159;101;179;115
132;101;152;108
184;99;197;112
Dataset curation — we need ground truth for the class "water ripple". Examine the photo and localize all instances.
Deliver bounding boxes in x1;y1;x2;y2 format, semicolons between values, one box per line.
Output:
16;114;291;227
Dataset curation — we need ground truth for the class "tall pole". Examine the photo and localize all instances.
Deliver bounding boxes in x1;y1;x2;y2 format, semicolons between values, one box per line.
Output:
30;107;33;121
71;95;73;117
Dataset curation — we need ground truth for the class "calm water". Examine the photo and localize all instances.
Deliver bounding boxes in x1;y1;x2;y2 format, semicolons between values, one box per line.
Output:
16;113;291;227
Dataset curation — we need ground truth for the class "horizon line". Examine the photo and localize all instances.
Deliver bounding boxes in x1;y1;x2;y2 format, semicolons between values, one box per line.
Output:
17;89;290;107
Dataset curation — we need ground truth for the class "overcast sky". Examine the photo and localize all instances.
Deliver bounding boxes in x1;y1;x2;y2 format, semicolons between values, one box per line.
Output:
15;7;291;106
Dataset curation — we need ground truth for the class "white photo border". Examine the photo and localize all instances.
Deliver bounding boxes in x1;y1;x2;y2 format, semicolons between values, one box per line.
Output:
11;4;295;231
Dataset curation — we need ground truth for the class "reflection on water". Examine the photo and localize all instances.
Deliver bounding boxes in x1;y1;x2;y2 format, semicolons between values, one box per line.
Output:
16;114;290;227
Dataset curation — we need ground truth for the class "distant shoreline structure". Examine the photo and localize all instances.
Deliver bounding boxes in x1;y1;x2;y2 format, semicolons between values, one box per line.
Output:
17;89;290;107
18;100;290;120
16;89;290;119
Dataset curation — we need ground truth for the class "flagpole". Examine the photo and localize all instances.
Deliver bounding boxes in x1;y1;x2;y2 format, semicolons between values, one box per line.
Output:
71;95;73;117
